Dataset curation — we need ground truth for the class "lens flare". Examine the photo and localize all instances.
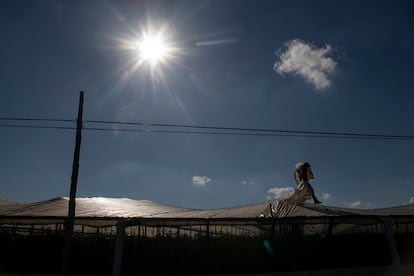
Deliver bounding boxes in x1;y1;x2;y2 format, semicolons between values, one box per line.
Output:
263;240;275;256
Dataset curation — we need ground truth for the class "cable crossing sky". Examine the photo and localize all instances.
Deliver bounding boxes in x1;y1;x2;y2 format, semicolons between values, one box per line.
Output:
1;117;414;141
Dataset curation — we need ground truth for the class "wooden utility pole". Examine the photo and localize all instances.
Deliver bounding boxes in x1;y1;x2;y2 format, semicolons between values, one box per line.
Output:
62;91;84;276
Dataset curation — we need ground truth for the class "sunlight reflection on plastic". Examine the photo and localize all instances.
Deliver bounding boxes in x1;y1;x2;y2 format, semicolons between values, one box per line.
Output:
263;240;275;256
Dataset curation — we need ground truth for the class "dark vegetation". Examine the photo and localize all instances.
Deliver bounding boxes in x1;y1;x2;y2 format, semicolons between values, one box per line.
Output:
2;223;412;275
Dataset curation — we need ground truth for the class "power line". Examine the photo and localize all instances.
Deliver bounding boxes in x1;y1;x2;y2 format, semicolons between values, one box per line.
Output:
1;117;414;141
85;119;414;141
84;127;414;141
0;124;75;131
2;124;412;141
0;117;74;123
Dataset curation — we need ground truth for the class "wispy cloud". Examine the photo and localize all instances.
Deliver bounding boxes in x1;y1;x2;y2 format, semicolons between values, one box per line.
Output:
267;187;294;199
274;39;337;90
196;38;240;47
409;197;414;204
192;176;211;187
240;180;256;185
345;200;362;208
322;193;331;200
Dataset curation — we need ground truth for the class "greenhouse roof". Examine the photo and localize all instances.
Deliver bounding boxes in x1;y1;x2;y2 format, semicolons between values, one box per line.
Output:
1;197;413;221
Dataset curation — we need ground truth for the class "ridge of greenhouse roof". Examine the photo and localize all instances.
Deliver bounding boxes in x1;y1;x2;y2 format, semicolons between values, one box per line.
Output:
1;197;413;220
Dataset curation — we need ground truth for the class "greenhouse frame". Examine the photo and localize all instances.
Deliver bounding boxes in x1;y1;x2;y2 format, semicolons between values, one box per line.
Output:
1;197;413;275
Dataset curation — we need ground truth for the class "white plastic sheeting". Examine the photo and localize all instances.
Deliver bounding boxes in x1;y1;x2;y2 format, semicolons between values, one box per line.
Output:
1;197;413;222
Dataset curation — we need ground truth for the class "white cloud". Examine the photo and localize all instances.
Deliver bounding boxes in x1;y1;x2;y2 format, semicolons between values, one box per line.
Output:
192;176;211;187
322;193;331;200
409;197;414;204
267;187;294;199
345;200;362;208
274;39;337;90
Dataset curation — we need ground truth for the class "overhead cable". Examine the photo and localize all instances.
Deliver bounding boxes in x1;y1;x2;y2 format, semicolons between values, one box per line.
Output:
85;119;414;141
0;117;74;123
83;127;414;141
0;124;75;130
1;117;414;141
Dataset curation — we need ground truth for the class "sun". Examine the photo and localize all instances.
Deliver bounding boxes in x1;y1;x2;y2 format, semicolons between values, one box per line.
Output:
138;35;168;65
114;24;180;92
115;23;178;71
133;27;176;68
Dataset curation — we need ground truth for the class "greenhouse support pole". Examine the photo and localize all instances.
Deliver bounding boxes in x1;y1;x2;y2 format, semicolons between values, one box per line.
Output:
62;91;84;276
112;219;127;276
382;216;403;276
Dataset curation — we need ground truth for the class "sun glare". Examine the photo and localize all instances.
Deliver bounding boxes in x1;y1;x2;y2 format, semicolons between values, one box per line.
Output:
115;24;179;92
116;23;178;71
138;35;168;64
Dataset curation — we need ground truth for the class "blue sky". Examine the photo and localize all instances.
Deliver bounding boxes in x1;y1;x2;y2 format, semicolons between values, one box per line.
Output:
1;0;414;209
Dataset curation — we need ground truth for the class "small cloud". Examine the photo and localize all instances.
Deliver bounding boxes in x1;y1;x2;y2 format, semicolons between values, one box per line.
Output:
267;187;294;199
322;193;331;200
409;197;414;204
345;200;362;208
274;39;337;90
192;176;211;187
